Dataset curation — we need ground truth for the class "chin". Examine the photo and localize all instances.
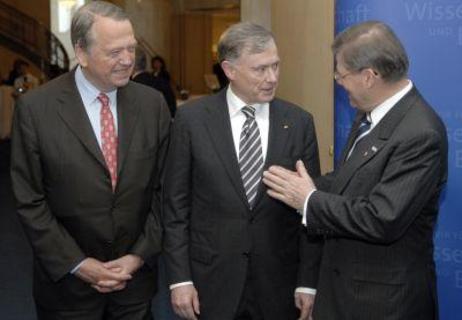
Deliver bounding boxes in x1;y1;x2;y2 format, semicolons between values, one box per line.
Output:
259;93;275;103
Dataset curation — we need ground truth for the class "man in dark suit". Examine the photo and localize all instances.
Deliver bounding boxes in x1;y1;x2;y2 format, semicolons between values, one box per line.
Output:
263;21;448;320
163;22;321;320
10;2;170;319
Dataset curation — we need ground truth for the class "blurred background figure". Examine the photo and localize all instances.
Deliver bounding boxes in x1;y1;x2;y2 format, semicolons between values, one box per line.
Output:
132;53;177;118
5;59;39;92
151;55;171;82
132;47;157;87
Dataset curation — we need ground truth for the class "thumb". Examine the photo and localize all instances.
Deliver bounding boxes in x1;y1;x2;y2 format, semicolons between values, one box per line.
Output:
102;260;121;269
296;160;309;178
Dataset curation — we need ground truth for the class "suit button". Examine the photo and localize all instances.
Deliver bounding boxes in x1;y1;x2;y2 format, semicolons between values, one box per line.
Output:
333;268;340;275
249;217;255;224
242;252;250;259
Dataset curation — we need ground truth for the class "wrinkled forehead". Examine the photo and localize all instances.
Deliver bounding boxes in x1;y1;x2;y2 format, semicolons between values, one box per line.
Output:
88;16;134;47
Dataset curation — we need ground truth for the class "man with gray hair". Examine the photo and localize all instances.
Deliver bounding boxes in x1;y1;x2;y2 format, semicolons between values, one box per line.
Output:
264;21;447;319
163;22;321;320
11;1;170;319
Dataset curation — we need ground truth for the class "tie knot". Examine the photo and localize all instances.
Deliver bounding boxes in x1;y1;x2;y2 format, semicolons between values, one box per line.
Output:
359;114;371;128
241;105;256;119
98;93;110;107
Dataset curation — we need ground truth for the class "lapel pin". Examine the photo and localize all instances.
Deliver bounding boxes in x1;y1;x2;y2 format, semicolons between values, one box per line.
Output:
371;146;378;153
283;124;289;129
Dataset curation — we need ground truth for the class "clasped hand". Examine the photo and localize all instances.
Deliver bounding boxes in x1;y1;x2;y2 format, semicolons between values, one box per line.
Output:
75;254;143;293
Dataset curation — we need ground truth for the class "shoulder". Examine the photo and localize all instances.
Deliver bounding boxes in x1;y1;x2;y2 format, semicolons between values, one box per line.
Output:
272;97;315;123
124;80;164;101
400;89;446;138
16;72;73;112
176;92;225;118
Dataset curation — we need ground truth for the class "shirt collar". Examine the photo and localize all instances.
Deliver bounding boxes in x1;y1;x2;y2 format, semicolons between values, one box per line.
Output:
226;85;269;118
75;66;117;106
369;80;413;127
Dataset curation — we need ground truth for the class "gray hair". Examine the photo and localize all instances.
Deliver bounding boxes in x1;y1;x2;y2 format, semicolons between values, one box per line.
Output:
332;21;409;82
217;22;275;63
71;1;129;50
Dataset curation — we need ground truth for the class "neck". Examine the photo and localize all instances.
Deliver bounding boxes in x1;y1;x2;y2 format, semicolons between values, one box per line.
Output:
367;78;409;111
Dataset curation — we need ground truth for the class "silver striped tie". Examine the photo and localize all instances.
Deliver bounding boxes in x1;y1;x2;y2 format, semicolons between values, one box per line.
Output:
239;106;264;208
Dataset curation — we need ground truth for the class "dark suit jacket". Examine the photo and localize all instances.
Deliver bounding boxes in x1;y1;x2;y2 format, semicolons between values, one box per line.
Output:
163;89;322;320
308;87;447;320
10;71;171;310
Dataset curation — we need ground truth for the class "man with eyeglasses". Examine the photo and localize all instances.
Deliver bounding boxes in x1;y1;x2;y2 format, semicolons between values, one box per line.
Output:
263;21;447;320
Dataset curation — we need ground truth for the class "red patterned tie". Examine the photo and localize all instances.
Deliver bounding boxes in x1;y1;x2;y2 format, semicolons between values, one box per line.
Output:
98;93;118;191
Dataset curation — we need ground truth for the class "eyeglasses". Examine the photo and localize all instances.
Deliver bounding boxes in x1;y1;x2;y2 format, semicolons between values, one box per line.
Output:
333;70;353;81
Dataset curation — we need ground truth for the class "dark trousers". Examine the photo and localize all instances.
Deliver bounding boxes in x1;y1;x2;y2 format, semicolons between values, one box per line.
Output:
36;300;153;320
234;268;264;320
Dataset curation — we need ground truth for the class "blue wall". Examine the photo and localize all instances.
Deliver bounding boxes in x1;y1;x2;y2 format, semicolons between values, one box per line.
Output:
334;1;462;317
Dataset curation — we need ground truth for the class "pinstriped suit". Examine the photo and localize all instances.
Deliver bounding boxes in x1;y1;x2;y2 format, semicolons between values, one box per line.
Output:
309;87;447;320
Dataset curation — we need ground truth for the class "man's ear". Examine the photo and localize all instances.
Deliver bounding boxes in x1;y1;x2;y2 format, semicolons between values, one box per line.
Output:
74;44;88;68
364;68;379;88
221;61;236;81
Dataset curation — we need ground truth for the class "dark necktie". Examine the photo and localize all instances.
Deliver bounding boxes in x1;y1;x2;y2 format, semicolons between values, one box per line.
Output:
98;93;118;191
239;106;264;208
346;114;371;160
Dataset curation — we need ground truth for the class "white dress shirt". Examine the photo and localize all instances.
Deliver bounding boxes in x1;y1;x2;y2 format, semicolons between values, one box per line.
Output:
75;66;118;148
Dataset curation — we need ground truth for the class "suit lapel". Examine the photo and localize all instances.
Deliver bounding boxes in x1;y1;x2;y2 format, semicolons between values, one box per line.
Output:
56;72;107;170
203;92;249;208
332;87;419;194
116;84;140;176
253;99;290;207
339;112;365;164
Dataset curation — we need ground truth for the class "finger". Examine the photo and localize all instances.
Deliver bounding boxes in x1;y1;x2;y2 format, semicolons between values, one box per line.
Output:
299;305;310;320
267;165;296;178
179;305;196;320
266;189;287;202
193;294;200;315
96;279;124;288
106;266;124;273
262;175;290;194
103;260;120;269
296;160;310;179
91;284;113;293
295;296;302;310
103;270;132;281
111;282;127;291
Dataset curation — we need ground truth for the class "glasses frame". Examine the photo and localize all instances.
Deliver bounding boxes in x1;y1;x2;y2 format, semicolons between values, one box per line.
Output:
334;70;354;81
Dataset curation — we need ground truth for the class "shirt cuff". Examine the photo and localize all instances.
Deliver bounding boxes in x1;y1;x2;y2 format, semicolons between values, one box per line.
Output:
70;259;85;274
295;287;317;295
302;189;317;226
170;281;194;290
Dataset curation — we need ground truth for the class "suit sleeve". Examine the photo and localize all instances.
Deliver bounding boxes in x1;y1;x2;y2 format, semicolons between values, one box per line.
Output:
308;129;446;243
297;113;323;289
130;94;171;261
10;97;85;282
162;109;194;285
